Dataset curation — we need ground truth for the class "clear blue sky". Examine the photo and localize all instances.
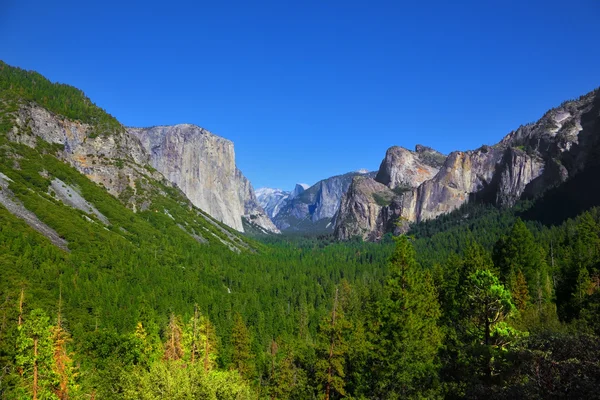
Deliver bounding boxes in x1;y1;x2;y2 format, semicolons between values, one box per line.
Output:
1;0;599;190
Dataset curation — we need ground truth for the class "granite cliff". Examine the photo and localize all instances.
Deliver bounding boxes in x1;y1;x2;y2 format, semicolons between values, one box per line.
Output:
335;88;600;240
6;102;278;234
256;183;308;220
130;124;278;233
8;102;160;211
265;171;373;233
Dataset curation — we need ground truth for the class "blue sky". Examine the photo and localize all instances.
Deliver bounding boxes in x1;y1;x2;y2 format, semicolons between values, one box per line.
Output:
1;0;599;190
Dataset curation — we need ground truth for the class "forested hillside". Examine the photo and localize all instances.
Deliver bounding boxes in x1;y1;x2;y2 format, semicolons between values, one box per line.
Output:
0;63;599;399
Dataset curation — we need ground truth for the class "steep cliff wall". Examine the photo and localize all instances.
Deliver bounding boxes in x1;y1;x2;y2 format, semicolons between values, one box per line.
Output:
130;124;277;233
8;103;160;207
335;88;600;240
130;124;244;230
375;145;443;189
272;172;372;232
236;169;280;233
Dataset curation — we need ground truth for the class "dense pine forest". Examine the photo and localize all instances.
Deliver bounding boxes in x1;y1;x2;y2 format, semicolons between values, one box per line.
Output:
1;62;600;399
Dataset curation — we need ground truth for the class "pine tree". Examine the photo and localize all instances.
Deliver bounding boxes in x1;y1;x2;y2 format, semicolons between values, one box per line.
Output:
464;269;520;380
493;219;547;294
51;324;77;400
374;236;443;399
231;313;254;380
512;269;530;311
15;309;58;400
184;309;218;371
315;287;351;400
574;265;594;313
200;314;218;372
133;321;153;366
50;288;78;400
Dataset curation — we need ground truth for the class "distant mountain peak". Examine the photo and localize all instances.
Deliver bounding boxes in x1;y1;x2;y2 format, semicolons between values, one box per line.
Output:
291;183;309;199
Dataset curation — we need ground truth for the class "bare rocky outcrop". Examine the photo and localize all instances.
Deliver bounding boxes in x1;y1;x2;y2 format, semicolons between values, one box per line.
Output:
0;172;69;251
49;178;110;225
8;103;278;234
9;103;161;208
236;169;280;233
130;124;278;233
334;176;399;241
272;171;373;232
335;88;600;240
375;146;443;189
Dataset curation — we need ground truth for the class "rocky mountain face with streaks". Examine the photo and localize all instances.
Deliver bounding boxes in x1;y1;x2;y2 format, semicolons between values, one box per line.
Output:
335;88;600;240
256;184;309;220
6;102;164;211
129;124;278;233
7;100;277;234
262;171;373;233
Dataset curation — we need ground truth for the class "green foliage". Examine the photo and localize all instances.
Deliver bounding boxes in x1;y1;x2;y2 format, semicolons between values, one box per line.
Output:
315;287;352;399
372;192;392;207
231;314;254;380
465;270;517;348
374;236;443;399
493;219;547;296
1;62;600;398
14;309;59;400
0;61;122;137
121;361;252;399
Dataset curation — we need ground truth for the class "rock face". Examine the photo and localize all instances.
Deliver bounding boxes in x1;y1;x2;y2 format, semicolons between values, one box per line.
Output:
375;145;444;189
256;183;309;220
291;183;309;199
9;103;154;200
334;176;398;241
130;124;277;233
9;104;279;234
335;88;600;240
236;169;280;233
271;171;373;232
256;188;286;218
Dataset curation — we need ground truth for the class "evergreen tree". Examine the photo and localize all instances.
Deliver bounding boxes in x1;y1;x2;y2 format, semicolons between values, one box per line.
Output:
268;343;297;400
464;269;520;381
493;219;547;295
512;269;530;311
374;236;443;399
315;287;351;400
133;322;154;367
231;313;254;380
15;309;58;400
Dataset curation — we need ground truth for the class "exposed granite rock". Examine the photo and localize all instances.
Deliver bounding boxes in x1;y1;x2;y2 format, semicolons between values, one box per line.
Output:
236;169;280;233
413;146;504;222
9;103;162;210
375;146;443;189
9;103;279;234
0;172;69;251
335;88;600;240
494;149;545;207
334;176;398;241
130;124;278;233
130;124;244;230
49;178;110;225
256;187;289;219
256;183;309;221
272;171;374;232
290;183;309;199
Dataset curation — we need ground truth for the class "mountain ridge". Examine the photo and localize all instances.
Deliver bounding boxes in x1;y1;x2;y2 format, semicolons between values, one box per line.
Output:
334;87;600;240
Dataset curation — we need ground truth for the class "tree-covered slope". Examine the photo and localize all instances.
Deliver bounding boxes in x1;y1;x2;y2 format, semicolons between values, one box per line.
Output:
0;61;122;137
1;61;599;399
